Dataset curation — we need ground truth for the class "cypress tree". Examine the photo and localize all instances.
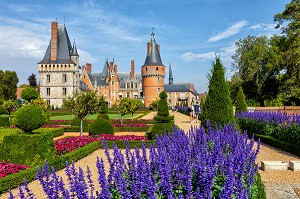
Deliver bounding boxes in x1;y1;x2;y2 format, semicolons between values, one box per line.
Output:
235;86;248;113
200;56;234;126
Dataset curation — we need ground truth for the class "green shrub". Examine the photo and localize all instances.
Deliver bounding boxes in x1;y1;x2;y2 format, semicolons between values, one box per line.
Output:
89;119;114;135
0;128;23;143
278;124;300;145
97;113;110;120
149;123;174;139
200;57;234;127
0;116;9;127
64;126;89;132
13;104;46;133
0;105;5;115
70;117;89;127
154;91;174;123
235;86;247;113
114;126;149;132
33;128;64;137
250;173;266;199
0;133;56;166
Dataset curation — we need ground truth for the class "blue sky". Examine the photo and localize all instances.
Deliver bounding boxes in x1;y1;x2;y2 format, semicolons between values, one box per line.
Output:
0;0;290;93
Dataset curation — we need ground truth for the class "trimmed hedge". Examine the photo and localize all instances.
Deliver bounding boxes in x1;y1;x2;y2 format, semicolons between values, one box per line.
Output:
0;140;156;194
114;126;149;132
148;123;174;140
64;126;89;132
250;173;266;199
0;128;23;143
89;119;114;135
0;116;9;127
70;117;89;127
0;133;56;166
97;113;110;120
32;128;64;137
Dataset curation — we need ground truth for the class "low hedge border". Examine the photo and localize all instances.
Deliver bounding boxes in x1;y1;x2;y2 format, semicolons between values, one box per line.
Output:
114;126;149;132
247;132;300;157
64;126;89;132
250;172;266;199
33;128;64;137
0;139;156;194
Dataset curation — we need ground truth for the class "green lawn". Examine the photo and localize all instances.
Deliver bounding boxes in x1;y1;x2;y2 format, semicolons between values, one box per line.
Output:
50;113;139;120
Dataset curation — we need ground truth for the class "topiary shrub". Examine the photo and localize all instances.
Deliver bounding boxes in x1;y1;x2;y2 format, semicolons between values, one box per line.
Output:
0;116;9;127
89;118;114;135
70;117;89;127
13;104;46;133
149;123;175;139
154;91;174;123
0;105;5;115
0;133;55;166
97;113;110;121
235;86;248;113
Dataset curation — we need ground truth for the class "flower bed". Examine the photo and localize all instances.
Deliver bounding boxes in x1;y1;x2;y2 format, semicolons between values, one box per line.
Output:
113;123;148;127
9;124;63;129
14;125;261;198
54;134;147;155
0;162;30;178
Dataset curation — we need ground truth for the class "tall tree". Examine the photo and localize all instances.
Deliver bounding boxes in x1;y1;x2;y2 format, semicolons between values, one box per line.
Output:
21;87;39;102
3;100;19;122
200;56;233;127
115;97;130;125
28;73;37;88
232;35;281;106
63;92;99;136
274;0;300;104
0;70;19;100
128;98;143;121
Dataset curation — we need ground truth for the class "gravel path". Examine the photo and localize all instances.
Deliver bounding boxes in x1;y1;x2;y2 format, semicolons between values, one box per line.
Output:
1;111;300;198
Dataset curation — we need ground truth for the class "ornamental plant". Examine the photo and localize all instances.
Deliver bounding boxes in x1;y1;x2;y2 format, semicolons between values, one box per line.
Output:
89;118;114;135
13;104;46;133
13;125;260;198
235;86;248;113
20;87;39;102
154;91;174;123
3;99;19;122
0;162;31;178
200;56;234;127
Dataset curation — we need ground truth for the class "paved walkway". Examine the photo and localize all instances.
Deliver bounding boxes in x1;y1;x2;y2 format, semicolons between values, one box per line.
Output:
1;111;300;198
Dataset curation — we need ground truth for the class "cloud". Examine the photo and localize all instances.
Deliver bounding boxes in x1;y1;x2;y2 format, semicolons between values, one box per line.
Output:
178;52;215;62
78;49;98;65
208;21;247;42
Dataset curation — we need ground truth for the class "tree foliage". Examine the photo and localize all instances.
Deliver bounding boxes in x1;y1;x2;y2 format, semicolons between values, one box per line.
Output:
63;91;99;136
200;56;234;127
31;97;47;112
115;97;131;124
21;87;39;102
3;100;19;122
235;87;248;113
28;73;37;88
0;70;19;100
128;98;143;121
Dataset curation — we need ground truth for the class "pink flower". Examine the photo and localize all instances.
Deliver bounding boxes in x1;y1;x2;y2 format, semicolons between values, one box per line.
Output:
0;162;31;178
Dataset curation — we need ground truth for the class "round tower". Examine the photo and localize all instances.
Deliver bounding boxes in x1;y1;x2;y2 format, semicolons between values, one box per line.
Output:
142;31;165;107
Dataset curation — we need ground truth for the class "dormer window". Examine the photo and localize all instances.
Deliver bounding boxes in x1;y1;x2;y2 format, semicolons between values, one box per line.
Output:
156;67;158;71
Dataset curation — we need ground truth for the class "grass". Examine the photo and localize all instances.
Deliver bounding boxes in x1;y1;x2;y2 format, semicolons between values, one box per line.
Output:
50;113;140;120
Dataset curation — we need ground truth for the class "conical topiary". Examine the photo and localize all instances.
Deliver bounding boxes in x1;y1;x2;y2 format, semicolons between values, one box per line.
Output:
235;86;248;113
154;91;174;123
200;56;234;127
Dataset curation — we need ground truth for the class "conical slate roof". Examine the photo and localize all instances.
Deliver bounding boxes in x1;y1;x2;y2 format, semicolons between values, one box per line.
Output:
38;24;74;64
70;39;79;56
169;63;174;85
143;32;164;67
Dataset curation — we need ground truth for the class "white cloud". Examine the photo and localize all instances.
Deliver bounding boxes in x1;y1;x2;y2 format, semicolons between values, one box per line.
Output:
178;52;215;61
208;21;247;42
77;49;98;65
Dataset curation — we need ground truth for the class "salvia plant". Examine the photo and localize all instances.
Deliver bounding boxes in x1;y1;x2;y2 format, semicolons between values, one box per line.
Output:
11;124;260;198
236;111;300;126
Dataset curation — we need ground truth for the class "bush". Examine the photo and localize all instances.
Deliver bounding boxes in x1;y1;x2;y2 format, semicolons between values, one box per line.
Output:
32;128;64;137
20;87;39;102
0;105;5;115
0;116;9;127
97;113;110;120
0;133;56;166
89;119;114;135
235;86;247;113
70;117;89;127
154;91;174;123
13;104;46;133
278;124;300;145
200;57;234;127
250;173;266;199
114;126;149;132
149;123;174;139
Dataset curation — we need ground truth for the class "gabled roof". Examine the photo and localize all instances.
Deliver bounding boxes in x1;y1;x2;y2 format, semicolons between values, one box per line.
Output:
100;61;110;79
79;80;90;91
38;24;75;64
70;39;79;56
118;72;142;88
164;83;198;95
143;32;164;67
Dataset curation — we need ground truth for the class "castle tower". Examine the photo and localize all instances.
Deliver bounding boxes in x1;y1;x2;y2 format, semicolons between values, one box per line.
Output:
169;63;174;85
37;21;80;108
141;31;165;107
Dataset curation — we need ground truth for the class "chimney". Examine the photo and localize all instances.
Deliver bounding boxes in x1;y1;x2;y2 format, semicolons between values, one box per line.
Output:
50;21;58;61
130;60;135;80
109;62;113;71
147;42;151;55
114;65;118;74
86;63;92;73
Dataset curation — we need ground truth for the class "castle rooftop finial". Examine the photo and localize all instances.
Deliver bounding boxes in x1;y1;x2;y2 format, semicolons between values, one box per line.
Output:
151;28;155;39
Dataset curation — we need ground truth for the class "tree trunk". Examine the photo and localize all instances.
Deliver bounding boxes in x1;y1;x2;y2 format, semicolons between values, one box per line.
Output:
121;116;123;125
80;119;83;136
132;113;134;121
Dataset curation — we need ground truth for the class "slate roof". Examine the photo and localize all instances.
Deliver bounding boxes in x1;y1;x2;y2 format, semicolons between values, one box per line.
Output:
164;83;198;95
143;32;164;67
118;72;142;88
79;80;89;91
70;40;79;56
86;72;108;87
38;24;75;64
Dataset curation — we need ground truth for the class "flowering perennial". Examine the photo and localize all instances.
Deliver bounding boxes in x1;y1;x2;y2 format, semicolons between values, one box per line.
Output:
236;111;300;126
0;162;31;178
54;134;147;155
113;123;148;127
12;125;260;198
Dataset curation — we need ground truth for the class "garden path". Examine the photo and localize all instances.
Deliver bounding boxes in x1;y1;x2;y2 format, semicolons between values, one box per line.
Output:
1;111;300;198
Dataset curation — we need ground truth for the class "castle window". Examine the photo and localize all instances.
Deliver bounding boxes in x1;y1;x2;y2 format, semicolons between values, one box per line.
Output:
63;88;67;96
46;75;50;83
46;88;50;96
135;83;137;88
112;81;114;85
156;67;158;71
46;100;50;106
146;67;147;71
158;77;160;82
131;81;133;88
127;83;130;88
127;92;130;97
62;74;67;83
